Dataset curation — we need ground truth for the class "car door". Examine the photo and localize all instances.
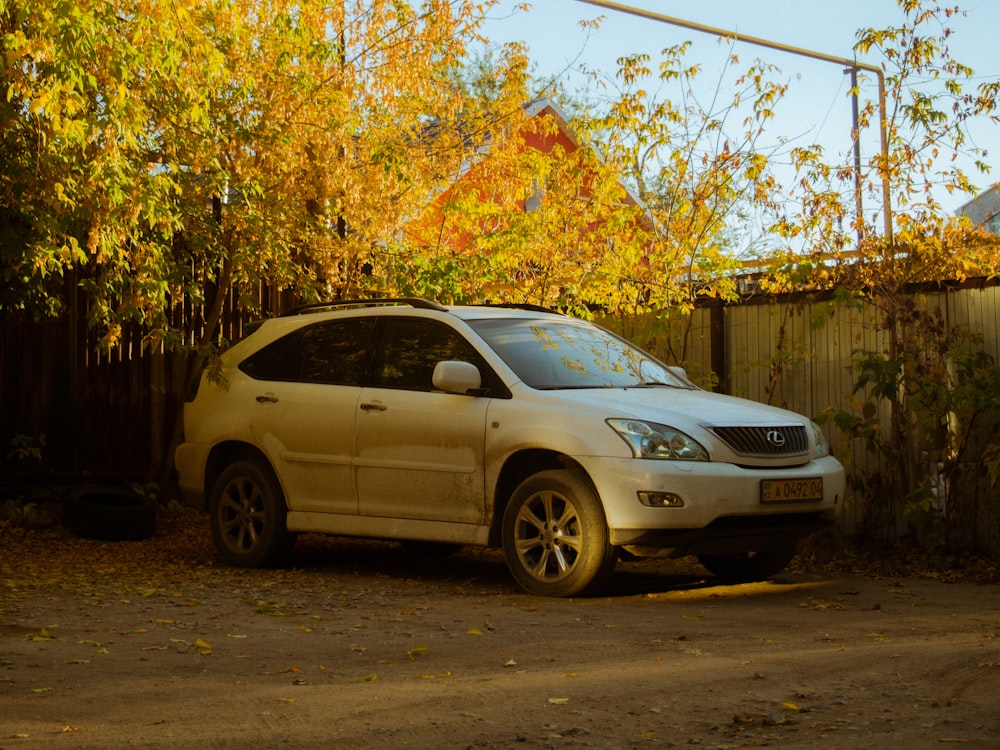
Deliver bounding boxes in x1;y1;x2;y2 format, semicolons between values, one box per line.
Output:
243;318;375;514
355;317;491;524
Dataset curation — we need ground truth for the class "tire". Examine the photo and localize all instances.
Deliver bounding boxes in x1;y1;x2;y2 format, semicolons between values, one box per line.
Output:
209;460;295;568
698;545;797;584
502;469;617;597
64;489;157;541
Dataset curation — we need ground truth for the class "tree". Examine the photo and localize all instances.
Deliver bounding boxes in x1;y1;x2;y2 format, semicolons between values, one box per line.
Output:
769;1;1000;550
1;0;517;478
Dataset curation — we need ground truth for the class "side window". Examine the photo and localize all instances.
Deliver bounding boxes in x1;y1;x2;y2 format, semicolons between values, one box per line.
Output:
240;318;375;385
377;318;489;392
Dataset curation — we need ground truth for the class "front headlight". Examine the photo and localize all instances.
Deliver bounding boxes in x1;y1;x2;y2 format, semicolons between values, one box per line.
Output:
811;421;830;457
607;419;709;461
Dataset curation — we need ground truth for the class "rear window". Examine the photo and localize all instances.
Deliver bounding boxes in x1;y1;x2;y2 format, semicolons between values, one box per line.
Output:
240;318;376;385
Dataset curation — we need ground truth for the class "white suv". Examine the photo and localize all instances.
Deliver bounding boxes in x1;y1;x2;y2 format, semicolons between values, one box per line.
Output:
176;299;844;596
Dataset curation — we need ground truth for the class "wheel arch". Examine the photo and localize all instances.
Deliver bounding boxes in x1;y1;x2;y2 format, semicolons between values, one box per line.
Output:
488;449;596;546
203;441;276;509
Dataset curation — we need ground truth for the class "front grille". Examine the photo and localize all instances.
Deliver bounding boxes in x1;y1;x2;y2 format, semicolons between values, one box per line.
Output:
709;425;808;457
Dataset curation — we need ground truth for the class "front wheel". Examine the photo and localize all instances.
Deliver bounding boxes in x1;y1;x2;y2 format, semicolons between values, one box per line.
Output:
209;460;296;568
502;469;617;597
698;545;797;583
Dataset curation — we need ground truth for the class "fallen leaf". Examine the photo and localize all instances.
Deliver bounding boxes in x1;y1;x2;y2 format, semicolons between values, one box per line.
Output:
466;629;483;636
193;638;212;650
358;674;378;682
781;702;800;712
408;646;430;660
547;697;569;705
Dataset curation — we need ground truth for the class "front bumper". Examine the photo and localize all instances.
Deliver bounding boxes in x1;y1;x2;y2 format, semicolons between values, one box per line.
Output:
578;454;844;548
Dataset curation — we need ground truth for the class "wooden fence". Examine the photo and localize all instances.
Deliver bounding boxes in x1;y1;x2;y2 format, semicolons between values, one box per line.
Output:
3;278;999;550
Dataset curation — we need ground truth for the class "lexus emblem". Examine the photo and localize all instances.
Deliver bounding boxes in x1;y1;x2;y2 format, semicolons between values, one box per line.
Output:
765;429;786;447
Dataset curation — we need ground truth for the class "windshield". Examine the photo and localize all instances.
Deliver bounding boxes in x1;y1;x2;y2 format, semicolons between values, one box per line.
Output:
467;318;693;390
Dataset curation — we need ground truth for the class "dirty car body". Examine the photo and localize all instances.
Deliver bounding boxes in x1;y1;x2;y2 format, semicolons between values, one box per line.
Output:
175;299;844;596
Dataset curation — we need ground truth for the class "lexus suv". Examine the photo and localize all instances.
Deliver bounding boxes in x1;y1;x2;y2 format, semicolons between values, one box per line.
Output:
175;299;844;596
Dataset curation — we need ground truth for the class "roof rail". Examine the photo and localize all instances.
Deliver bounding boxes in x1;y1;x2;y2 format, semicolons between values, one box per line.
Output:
279;298;448;317
473;303;564;315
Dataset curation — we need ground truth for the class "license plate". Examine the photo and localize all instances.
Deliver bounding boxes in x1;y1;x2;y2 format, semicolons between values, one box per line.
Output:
760;477;824;503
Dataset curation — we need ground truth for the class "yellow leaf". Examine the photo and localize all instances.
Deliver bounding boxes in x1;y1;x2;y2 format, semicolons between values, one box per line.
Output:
193;638;212;650
358;674;378;682
781;702;800;712
408;646;430;660
547;697;569;705
466;629;483;636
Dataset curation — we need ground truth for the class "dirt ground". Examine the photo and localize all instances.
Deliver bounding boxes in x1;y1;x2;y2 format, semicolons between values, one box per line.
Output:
1;508;999;750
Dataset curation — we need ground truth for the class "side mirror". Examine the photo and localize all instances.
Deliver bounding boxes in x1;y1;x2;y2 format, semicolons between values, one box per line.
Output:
432;361;483;395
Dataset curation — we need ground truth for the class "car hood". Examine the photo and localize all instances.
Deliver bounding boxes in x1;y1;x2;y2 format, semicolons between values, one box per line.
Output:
538;386;810;428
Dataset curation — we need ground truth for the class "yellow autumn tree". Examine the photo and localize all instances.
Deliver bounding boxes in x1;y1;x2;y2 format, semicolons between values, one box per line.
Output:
1;0;522;474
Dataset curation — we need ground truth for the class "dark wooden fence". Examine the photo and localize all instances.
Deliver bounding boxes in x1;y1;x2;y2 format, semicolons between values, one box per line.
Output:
3;278;999;552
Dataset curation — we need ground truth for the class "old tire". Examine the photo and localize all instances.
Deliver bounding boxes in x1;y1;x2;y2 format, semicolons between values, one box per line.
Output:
64;489;157;541
209;460;295;568
698;546;797;583
502;469;617;597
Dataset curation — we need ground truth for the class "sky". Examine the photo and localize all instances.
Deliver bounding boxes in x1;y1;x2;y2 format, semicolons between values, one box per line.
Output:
479;0;1000;217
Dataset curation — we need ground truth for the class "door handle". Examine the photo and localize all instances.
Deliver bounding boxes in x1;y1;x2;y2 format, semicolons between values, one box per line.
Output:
360;401;387;412
255;394;279;403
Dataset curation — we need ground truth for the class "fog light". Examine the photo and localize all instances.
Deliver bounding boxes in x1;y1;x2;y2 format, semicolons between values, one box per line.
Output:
638;492;684;508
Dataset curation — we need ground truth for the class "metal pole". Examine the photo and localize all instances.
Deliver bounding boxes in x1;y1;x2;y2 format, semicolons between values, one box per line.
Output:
576;0;893;244
849;67;864;243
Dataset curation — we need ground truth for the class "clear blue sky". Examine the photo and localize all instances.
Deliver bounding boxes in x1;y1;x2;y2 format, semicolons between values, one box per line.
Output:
481;0;1000;215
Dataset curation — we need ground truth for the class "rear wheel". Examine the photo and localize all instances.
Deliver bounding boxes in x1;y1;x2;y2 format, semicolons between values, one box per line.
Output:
502;469;617;597
698;545;797;583
209;460;295;567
